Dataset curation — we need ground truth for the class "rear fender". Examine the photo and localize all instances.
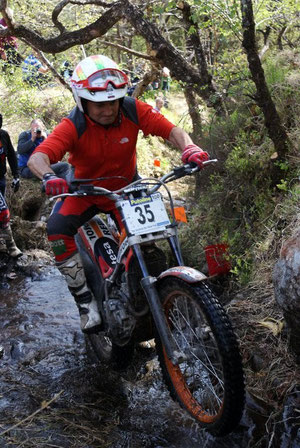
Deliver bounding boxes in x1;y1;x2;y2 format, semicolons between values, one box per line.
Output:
158;266;207;283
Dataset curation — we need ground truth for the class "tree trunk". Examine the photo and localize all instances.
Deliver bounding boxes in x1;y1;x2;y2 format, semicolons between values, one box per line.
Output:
184;88;202;141
3;0;225;114
240;0;290;167
123;0;225;114
179;2;213;91
133;66;160;98
184;87;204;192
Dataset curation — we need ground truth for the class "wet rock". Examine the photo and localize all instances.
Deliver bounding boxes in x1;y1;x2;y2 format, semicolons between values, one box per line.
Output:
10;340;25;360
6;272;17;280
273;227;300;359
273;387;300;447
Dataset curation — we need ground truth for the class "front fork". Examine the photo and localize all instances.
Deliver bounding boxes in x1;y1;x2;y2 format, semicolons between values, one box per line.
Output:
132;243;183;365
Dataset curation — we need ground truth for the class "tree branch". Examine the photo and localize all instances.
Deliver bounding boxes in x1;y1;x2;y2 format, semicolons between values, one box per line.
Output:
52;0;69;34
122;0;224;112
38;50;72;90
1;1;125;53
102;40;155;61
52;0;113;32
0;0;15;28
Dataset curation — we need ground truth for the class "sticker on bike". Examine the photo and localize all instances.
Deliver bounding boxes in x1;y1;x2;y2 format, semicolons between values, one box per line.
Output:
119;193;170;235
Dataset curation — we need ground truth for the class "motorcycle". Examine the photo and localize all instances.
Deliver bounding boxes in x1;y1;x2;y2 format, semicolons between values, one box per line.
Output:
51;160;245;437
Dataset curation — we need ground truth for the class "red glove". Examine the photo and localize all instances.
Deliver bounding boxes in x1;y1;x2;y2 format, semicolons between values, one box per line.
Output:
181;144;210;168
42;173;69;195
0;209;10;228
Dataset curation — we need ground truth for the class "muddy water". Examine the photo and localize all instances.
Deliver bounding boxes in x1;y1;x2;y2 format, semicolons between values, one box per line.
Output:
0;264;296;447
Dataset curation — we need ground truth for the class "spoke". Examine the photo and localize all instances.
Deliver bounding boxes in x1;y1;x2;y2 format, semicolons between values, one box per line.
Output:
167;294;225;410
169;300;223;385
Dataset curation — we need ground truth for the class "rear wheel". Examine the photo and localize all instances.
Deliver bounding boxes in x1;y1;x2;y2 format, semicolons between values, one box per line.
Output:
76;233;134;369
155;278;245;437
87;332;134;370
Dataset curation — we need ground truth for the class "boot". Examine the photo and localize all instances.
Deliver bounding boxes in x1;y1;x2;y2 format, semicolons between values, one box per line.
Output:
0;238;6;253
0;225;23;258
57;252;101;333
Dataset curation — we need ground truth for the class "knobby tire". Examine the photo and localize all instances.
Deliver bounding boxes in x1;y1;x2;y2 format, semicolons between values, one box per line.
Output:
155;277;245;437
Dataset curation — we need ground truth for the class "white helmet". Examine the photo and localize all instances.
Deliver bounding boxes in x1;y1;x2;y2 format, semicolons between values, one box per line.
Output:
71;55;128;112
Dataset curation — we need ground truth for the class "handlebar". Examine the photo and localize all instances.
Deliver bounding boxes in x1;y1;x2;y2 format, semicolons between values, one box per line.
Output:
49;159;218;202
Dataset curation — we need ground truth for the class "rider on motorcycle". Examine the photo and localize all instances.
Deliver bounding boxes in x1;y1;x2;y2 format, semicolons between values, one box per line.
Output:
28;54;210;333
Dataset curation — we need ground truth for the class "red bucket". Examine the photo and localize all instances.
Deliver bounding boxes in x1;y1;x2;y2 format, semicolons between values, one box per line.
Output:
204;244;231;276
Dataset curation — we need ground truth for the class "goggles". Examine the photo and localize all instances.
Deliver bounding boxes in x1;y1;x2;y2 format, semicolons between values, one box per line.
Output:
72;69;128;91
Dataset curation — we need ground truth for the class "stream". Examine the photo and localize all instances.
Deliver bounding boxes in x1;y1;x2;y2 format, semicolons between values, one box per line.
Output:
0;257;298;448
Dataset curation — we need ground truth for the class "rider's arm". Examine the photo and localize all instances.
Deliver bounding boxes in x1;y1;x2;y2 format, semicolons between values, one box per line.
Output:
28;118;77;178
135;99;196;151
27;152;53;179
168;127;194;152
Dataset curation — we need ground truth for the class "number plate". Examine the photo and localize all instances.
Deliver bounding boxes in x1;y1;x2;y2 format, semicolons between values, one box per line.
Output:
119;193;170;235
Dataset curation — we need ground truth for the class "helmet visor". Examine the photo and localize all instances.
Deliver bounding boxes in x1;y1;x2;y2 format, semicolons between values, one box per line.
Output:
72;69;128;91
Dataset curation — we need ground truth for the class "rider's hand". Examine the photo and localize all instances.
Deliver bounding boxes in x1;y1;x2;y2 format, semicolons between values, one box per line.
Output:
42;173;68;195
181;144;210;168
11;177;20;193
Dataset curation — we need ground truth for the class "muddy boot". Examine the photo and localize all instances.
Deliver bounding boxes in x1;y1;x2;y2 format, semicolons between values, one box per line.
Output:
0;225;23;258
0;238;6;253
57;252;101;333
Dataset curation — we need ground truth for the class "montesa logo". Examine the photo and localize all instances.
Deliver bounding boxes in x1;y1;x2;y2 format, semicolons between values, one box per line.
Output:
94;237;118;267
103;241;117;264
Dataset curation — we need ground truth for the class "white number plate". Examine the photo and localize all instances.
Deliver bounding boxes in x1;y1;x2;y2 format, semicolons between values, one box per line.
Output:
119;193;170;235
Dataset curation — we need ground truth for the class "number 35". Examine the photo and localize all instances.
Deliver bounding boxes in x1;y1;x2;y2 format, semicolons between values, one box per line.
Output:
135;204;155;224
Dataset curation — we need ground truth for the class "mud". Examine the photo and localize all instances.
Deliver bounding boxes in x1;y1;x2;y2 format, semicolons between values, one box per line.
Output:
0;253;298;448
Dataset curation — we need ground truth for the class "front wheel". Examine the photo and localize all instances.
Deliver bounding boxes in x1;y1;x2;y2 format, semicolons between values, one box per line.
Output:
155;278;245;437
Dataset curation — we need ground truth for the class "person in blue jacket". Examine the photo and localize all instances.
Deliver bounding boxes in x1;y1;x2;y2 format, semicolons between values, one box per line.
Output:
17;119;69;179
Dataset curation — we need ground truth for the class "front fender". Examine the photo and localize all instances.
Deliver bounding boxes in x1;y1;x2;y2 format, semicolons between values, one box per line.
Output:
158;266;207;283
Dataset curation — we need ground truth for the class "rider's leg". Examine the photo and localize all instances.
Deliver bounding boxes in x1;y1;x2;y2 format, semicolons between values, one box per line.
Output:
0;191;22;258
47;197;101;333
57;251;101;332
0;224;23;257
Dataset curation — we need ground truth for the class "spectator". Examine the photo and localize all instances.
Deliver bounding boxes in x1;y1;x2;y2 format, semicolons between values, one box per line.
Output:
127;75;140;97
0;9;22;67
60;60;73;83
161;67;171;93
17;119;70;180
0;112;22;257
22;51;49;87
152;79;159;90
154;97;164;113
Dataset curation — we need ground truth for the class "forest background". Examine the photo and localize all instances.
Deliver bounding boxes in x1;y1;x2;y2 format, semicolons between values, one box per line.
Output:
0;0;300;441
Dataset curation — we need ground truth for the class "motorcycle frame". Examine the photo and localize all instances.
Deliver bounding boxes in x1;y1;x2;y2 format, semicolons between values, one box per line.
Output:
78;206;207;365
